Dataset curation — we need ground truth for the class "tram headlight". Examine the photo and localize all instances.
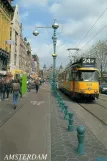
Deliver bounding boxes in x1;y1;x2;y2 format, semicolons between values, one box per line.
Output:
94;90;98;93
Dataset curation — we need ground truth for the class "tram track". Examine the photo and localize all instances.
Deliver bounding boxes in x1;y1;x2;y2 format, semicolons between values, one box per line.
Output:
58;90;107;126
78;102;107;126
99;97;107;102
95;101;107;109
99;94;107;102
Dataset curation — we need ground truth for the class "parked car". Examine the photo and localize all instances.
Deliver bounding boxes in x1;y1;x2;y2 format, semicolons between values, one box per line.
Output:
100;83;107;94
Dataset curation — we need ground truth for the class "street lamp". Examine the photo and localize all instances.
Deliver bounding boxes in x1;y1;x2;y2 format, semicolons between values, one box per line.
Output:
33;19;59;90
33;30;39;36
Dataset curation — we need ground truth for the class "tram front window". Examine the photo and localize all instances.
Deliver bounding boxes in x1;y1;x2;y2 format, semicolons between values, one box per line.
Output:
78;71;99;82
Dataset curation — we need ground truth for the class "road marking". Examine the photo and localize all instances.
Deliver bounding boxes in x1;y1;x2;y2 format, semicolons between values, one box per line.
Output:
31;101;45;106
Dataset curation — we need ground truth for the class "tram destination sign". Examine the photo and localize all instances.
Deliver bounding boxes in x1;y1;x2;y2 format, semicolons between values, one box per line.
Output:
81;58;96;67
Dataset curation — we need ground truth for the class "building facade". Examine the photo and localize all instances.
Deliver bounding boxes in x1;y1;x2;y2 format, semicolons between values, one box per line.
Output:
19;31;32;75
32;54;39;75
19;24;26;72
0;0;14;71
24;40;32;74
10;4;20;72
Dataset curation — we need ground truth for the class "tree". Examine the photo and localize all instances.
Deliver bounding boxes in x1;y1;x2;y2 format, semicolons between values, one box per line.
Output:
24;37;27;41
88;40;107;71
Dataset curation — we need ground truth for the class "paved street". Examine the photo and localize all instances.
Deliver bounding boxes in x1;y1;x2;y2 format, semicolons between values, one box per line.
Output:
0;84;51;161
0;84;107;161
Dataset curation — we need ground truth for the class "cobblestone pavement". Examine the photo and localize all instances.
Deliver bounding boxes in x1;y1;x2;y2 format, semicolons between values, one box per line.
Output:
51;94;107;161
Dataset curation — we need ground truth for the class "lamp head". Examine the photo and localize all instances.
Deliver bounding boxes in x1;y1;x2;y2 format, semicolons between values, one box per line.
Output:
33;30;39;36
52;22;59;29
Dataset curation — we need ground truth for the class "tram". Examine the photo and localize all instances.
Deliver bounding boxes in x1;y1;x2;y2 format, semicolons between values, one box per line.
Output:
58;57;100;100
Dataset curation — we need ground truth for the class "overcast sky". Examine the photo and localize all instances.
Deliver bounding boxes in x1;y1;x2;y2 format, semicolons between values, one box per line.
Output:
13;0;107;69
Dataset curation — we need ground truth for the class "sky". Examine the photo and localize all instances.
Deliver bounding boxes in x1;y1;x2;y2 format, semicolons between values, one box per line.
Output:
13;0;107;69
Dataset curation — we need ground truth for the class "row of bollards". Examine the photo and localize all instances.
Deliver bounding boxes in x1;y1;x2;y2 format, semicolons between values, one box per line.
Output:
50;85;85;155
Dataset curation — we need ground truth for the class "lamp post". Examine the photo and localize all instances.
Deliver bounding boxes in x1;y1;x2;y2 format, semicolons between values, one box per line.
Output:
33;19;59;90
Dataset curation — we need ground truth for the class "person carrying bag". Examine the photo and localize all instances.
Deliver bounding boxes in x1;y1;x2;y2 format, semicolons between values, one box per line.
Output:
12;79;20;109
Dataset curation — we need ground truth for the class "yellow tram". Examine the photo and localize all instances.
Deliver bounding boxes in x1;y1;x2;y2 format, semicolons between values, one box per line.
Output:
58;57;100;100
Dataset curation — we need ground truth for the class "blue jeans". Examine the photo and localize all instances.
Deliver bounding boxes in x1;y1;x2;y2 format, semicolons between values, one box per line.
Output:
13;91;19;105
0;91;2;99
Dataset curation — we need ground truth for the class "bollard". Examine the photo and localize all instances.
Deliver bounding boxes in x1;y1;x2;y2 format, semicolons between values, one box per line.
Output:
77;125;85;155
61;103;65;112
64;105;69;120
68;113;74;131
59;101;64;109
58;97;63;104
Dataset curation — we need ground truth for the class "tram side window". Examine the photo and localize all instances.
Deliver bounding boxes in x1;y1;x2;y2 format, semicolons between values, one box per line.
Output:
72;72;75;80
75;72;79;81
68;70;72;80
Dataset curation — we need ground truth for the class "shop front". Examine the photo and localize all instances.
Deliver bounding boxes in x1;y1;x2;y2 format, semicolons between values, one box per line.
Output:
0;71;13;81
0;48;9;71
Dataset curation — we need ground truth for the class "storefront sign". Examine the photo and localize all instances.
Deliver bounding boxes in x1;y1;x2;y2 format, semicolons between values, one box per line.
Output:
5;40;15;45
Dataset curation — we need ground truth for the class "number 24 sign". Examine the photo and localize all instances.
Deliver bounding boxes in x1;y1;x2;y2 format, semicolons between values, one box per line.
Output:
82;58;95;64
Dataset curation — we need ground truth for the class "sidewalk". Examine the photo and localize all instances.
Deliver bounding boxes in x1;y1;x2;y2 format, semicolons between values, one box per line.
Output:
0;84;51;161
50;93;107;161
0;92;28;127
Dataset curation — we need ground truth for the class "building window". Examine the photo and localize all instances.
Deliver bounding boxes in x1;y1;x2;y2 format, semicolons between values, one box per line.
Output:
15;31;18;45
15;31;18;52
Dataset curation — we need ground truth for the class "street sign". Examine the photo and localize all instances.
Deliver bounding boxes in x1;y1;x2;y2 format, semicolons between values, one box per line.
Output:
5;40;15;45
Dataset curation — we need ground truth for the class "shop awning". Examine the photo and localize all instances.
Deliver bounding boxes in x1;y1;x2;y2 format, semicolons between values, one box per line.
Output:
0;71;7;75
12;69;25;75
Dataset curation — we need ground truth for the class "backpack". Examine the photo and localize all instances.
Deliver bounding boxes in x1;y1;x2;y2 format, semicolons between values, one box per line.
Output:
13;83;20;91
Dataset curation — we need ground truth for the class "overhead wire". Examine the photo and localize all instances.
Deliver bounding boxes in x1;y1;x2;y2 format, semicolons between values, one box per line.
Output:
75;7;107;48
58;7;107;56
80;24;107;51
71;7;107;57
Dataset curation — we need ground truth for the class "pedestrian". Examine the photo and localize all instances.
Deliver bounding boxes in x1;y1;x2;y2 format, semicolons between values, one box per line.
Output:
12;79;20;109
0;79;2;101
18;78;22;98
10;79;13;93
35;78;40;93
1;78;6;100
6;79;11;100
